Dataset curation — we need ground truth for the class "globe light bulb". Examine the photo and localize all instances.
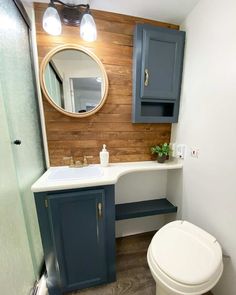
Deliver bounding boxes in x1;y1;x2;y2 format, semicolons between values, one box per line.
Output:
80;13;97;42
43;6;62;36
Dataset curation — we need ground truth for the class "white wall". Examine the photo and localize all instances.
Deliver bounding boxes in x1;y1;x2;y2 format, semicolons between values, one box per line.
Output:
167;0;236;294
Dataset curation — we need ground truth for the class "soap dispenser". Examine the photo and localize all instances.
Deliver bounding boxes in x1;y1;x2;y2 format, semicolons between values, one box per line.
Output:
100;144;109;167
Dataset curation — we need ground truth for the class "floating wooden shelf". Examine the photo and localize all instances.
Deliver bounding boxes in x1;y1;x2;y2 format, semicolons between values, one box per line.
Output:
115;198;177;220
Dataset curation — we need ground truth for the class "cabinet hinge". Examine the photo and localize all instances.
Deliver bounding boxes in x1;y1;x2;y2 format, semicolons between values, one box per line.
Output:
45;199;48;208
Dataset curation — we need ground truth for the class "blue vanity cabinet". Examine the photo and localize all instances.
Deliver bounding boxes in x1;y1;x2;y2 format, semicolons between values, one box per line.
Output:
132;24;185;123
34;185;116;295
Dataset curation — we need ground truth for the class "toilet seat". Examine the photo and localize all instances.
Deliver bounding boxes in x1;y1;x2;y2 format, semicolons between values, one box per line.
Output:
147;221;223;294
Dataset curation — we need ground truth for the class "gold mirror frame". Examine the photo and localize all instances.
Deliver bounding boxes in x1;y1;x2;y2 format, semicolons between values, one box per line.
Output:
40;44;109;118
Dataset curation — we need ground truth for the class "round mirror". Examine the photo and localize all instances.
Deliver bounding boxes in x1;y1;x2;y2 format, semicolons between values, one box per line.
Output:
40;44;108;117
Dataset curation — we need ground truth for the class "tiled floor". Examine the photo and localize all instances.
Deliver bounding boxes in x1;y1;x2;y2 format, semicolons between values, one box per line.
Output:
70;232;212;295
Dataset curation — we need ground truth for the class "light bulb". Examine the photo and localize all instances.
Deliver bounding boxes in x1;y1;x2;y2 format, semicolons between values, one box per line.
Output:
43;6;62;36
80;13;97;42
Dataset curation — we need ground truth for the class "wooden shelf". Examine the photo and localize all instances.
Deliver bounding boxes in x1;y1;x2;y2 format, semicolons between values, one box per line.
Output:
115;198;177;220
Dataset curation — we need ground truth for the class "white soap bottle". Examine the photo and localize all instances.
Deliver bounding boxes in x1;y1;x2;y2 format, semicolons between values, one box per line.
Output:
100;144;109;167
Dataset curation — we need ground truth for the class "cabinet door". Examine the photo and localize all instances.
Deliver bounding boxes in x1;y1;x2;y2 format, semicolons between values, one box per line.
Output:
47;189;107;291
132;24;185;123
140;27;185;100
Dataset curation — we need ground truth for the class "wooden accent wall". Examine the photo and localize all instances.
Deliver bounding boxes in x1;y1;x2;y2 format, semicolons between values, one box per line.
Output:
34;3;178;166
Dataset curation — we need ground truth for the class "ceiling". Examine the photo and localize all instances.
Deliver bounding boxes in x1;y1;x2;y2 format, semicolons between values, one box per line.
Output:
25;0;200;25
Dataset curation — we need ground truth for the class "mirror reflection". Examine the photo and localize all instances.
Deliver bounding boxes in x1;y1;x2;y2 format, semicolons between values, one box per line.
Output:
43;49;106;114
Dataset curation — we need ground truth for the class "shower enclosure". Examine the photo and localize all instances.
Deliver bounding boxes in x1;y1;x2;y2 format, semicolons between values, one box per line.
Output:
0;1;46;294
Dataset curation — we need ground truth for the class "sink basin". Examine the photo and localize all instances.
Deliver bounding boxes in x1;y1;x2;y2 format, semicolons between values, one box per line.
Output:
48;166;104;181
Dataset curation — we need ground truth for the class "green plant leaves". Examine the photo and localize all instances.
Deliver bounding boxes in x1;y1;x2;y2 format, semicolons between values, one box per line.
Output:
151;143;170;157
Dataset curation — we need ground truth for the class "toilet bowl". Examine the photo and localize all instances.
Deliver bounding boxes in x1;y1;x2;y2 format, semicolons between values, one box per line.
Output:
147;221;223;295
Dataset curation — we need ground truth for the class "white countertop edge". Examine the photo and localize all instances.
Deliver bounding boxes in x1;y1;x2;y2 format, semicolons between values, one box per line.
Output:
32;160;183;193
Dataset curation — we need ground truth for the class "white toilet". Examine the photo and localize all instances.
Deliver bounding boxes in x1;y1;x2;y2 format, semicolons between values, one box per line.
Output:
147;221;223;295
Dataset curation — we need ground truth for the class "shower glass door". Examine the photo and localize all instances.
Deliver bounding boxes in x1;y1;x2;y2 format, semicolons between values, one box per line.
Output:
0;1;45;294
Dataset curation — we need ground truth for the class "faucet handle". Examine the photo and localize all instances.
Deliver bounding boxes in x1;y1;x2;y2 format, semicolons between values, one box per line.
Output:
63;156;75;167
75;160;83;167
83;155;93;166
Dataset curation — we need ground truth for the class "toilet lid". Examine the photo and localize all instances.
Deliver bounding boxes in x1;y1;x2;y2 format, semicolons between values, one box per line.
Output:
150;221;222;285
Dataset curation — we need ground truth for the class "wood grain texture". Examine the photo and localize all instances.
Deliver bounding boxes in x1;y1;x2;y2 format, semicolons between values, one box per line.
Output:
34;3;176;166
69;232;213;295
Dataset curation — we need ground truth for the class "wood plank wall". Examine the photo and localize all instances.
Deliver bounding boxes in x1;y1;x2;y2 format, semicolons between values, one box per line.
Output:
34;3;179;166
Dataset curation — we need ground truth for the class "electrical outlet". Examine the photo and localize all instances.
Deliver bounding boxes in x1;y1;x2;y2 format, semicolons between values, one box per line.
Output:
191;148;199;158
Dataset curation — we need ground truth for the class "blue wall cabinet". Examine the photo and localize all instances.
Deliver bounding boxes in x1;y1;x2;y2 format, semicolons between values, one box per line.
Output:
132;24;185;123
34;185;116;295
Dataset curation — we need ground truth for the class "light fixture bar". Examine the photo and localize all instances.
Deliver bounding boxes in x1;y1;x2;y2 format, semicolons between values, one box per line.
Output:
42;0;97;41
49;0;89;9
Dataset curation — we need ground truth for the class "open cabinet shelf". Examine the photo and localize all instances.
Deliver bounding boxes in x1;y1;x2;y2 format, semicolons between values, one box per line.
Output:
115;198;177;220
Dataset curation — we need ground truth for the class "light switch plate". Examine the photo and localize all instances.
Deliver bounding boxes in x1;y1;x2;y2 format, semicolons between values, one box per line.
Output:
176;144;187;159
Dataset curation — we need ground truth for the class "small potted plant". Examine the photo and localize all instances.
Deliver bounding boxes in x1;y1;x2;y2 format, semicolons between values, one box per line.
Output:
151;143;170;163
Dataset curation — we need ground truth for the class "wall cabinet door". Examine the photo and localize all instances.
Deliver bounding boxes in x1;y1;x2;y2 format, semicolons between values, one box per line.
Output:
34;185;115;295
133;24;185;123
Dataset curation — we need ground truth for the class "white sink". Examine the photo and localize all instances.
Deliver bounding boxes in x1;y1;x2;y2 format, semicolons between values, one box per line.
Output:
48;166;104;181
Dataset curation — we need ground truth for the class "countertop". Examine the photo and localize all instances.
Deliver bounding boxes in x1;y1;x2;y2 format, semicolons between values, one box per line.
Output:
31;159;183;193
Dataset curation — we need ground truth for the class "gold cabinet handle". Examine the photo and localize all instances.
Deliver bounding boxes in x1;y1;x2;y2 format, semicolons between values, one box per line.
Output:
144;69;149;86
97;202;102;218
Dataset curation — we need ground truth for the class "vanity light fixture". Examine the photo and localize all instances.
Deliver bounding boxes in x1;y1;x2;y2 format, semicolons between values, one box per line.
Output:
42;0;97;42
